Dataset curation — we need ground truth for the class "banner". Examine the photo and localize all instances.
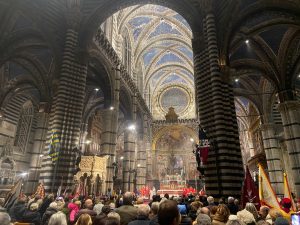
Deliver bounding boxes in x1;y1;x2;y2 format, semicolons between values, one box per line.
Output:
4;178;23;210
241;166;260;209
283;173;297;212
258;164;281;209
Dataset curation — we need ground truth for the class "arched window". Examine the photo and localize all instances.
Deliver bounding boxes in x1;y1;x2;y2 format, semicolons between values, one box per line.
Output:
123;35;131;74
14;100;34;153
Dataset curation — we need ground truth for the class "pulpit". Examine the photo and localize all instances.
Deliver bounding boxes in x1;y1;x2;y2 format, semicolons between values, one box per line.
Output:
74;155;108;196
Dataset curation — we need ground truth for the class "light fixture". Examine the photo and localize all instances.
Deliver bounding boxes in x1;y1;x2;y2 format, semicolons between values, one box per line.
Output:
85;139;91;144
235;78;239;82
94;88;99;92
39;154;44;157
245;39;249;44
137;164;141;167
298;74;300;78
21;172;28;177
120;156;124;160
190;138;194;143
128;124;136;131
110;106;114;110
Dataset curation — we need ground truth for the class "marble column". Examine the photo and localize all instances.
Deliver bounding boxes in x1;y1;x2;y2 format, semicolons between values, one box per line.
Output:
123;124;136;192
192;6;244;197
100;66;120;192
40;6;88;192
260;123;283;195
28;106;49;192
278;100;300;196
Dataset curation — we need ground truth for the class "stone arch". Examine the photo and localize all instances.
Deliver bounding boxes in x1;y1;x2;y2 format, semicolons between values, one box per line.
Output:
79;0;203;50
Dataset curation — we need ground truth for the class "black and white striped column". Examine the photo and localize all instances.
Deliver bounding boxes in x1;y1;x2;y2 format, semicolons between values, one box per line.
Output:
40;27;87;193
278;100;300;196
193;12;244;197
260;123;283;195
28;109;49;192
123;125;135;192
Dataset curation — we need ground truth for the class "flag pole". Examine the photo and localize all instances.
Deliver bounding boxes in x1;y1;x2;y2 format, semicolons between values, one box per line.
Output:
51;159;59;193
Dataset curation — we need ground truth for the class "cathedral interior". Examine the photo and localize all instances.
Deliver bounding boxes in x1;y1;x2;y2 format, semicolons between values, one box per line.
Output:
0;0;299;198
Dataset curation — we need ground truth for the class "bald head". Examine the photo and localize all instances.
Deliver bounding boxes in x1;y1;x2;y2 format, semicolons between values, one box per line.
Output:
200;207;210;216
85;199;93;210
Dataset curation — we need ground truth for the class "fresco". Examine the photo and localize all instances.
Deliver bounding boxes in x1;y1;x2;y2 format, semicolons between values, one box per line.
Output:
153;127;196;181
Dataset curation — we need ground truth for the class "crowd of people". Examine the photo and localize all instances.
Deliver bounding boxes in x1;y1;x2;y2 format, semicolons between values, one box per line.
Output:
0;191;298;225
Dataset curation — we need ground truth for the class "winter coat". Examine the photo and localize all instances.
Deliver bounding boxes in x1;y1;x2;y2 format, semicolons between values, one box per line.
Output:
114;204;138;225
8;202;26;222
128;215;152;225
22;209;41;225
41;207;58;225
68;202;80;222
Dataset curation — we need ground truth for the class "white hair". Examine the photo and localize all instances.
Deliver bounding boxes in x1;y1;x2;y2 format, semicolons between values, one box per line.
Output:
48;211;68;225
138;204;151;216
49;202;58;209
228;196;235;204
0;212;11;225
207;196;214;204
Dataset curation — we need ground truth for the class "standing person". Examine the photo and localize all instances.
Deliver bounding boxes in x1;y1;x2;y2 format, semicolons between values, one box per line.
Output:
212;204;230;225
158;200;181;225
149;202;159;225
227;197;239;215
0;212;12;225
68;200;81;224
128;204;151;225
42;202;58;225
76;213;93;225
74;199;97;222
114;192;138;225
48;211;68;225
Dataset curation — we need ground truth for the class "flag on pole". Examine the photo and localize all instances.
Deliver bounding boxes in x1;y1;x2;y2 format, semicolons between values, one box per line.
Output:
49;130;60;162
57;177;63;197
3;178;23;210
283;172;297;212
241;166;260;209
198;128;209;165
32;182;45;199
258;163;281;209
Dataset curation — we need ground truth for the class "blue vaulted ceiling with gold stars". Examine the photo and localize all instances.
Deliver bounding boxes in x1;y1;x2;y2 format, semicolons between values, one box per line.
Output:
102;4;195;120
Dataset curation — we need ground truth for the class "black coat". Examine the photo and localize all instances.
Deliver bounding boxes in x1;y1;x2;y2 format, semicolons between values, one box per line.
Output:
22;210;41;225
8;202;26;222
128;215;152;225
42;207;58;225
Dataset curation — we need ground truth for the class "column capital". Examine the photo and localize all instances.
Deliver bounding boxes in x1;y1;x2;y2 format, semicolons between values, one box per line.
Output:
201;0;214;15
277;100;300;112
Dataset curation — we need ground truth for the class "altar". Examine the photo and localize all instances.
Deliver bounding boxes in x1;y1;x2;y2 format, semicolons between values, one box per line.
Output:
157;174;186;197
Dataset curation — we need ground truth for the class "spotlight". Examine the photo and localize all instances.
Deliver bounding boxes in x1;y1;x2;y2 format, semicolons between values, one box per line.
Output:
94;88;99;92
298;74;300;78
85;140;91;144
109;106;114;110
128;124;136;131
245;39;249;44
235;78;239;82
137;164;141;167
39;154;44;157
21;172;28;177
190;138;194;143
120;156;124;160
